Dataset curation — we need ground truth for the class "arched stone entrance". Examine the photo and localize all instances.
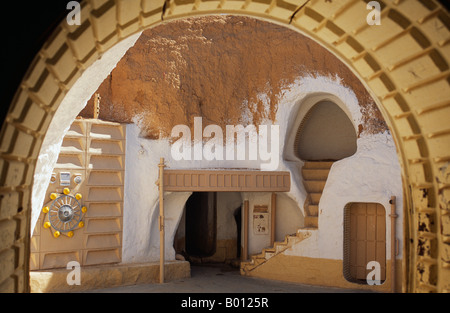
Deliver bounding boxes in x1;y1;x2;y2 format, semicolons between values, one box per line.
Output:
0;0;449;292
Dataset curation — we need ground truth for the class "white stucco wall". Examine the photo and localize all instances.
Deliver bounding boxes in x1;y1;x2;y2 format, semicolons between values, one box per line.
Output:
279;75;404;262
216;192;242;241
275;193;304;242
284;131;403;261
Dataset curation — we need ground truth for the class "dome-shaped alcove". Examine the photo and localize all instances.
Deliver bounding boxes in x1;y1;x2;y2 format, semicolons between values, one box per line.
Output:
284;93;359;163
294;100;357;162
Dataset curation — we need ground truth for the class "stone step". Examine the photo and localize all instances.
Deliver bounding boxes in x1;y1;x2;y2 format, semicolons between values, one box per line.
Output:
263;247;276;254
301;227;318;231
303;180;327;193
309;193;322;204
301;168;331;180
306;203;319;216
241;232;310;275
303;161;334;169
305;216;318;228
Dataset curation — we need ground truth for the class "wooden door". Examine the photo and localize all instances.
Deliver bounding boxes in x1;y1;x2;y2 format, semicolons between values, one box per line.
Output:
346;202;386;282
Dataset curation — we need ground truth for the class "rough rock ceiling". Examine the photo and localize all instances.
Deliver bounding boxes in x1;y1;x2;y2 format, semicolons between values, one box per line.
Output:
79;15;388;139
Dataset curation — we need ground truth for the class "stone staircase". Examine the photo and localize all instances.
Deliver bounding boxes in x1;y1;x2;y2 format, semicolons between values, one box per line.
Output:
240;231;311;274
302;161;334;229
240;161;333;274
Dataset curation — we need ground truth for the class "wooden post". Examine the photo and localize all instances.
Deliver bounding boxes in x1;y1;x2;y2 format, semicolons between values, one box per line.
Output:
93;93;101;119
389;196;397;293
158;158;165;283
243;200;249;261
271;193;276;246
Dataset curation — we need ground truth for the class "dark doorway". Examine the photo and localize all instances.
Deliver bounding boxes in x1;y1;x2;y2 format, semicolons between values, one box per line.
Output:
185;192;217;257
233;206;242;259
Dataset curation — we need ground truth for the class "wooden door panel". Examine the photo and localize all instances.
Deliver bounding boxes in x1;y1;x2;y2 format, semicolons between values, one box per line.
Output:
346;202;386;282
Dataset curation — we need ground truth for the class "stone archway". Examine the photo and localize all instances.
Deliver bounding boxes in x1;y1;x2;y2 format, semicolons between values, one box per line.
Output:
0;0;449;293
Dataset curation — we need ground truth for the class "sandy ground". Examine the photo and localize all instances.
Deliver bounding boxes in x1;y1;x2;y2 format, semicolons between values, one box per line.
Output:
83;263;373;293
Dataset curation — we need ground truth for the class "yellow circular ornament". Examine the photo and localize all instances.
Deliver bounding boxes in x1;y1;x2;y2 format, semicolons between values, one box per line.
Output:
50;193;58;200
54;231;61;238
82;206;87;213
44;222;51;229
78;221;84;228
42;206;49;213
63;188;71;195
67;231;74;238
76;193;82;200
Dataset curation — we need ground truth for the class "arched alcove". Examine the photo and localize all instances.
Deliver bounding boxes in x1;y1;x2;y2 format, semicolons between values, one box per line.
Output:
294;100;357;161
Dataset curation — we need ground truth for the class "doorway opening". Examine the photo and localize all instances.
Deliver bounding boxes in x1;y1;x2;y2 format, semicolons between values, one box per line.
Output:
174;192;242;269
233;206;242;260
185;192;217;258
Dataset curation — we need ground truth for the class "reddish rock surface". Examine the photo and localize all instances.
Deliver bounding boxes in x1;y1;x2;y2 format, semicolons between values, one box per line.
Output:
79;15;387;139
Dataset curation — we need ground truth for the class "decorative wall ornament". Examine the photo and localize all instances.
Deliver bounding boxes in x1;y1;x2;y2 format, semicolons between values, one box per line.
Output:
42;188;87;238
